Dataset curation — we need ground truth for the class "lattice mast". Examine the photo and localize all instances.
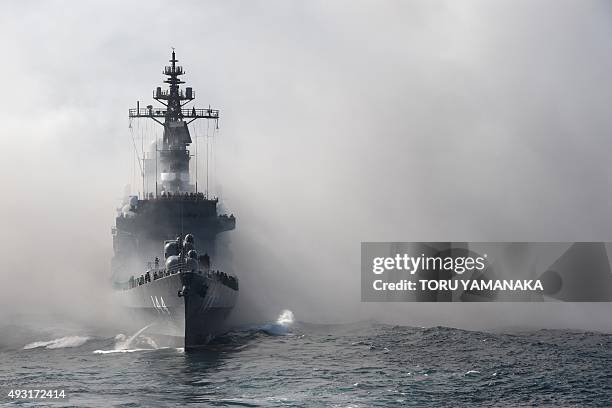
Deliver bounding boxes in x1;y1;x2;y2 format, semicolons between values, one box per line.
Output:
129;49;219;195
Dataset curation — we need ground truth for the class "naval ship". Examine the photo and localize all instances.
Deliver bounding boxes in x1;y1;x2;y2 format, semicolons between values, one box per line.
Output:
111;50;238;349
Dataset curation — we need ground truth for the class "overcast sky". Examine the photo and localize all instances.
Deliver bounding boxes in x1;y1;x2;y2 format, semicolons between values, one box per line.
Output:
1;0;612;328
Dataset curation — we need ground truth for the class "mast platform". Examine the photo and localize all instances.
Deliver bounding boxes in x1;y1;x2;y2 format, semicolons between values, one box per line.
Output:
128;107;219;120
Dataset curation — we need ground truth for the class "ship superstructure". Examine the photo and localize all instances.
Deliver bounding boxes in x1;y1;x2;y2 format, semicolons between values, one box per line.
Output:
111;51;238;348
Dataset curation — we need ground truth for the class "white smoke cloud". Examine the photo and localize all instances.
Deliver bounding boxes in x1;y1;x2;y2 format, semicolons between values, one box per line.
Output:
1;0;611;331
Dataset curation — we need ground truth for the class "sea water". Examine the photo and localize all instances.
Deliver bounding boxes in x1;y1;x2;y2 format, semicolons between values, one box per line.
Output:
1;311;610;407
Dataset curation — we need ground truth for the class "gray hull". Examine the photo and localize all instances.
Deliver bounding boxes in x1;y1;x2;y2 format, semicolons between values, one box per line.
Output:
115;271;238;349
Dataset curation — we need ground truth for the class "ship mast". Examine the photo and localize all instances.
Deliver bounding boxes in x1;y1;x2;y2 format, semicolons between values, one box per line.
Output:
129;49;219;196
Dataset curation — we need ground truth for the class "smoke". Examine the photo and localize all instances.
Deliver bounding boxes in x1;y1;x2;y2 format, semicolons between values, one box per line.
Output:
1;0;611;331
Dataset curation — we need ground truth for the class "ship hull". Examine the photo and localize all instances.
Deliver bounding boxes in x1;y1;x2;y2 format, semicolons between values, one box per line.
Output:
115;271;238;350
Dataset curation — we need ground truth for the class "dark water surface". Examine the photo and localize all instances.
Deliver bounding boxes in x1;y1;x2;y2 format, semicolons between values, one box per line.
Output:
1;318;611;407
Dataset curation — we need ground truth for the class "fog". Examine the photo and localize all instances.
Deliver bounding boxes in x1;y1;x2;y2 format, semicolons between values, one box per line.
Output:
1;0;612;332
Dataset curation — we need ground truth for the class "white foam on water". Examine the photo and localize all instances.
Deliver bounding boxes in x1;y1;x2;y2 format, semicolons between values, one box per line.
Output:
93;348;154;354
23;336;90;350
93;323;159;354
116;323;155;349
261;309;295;336
276;309;294;326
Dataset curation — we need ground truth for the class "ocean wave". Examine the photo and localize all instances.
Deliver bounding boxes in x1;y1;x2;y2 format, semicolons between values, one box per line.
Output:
93;347;170;354
23;336;90;350
260;309;294;336
93;324;160;354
